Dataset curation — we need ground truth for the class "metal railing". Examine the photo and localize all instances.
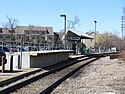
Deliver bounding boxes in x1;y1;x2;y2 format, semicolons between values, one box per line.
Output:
0;41;74;52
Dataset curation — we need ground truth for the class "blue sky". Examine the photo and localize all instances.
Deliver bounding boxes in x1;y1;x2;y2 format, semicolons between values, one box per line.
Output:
0;0;124;36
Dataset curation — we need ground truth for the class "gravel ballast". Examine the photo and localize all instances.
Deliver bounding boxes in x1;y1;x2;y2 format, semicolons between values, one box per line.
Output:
52;56;125;94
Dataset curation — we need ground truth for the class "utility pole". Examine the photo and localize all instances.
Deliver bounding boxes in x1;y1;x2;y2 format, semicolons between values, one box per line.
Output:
121;16;125;39
20;36;23;69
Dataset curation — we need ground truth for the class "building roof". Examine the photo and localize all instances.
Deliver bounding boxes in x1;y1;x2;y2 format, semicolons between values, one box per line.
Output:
61;28;94;40
86;31;95;35
0;26;54;35
15;26;54;35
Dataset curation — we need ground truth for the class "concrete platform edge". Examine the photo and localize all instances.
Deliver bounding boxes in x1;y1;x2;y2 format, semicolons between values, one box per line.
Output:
0;68;42;87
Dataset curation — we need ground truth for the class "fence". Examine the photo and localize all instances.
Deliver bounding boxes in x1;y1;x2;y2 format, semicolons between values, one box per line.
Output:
0;41;74;52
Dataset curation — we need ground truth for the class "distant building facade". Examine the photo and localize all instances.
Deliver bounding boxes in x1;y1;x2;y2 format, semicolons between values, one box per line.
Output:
0;26;57;48
84;32;95;49
0;26;93;51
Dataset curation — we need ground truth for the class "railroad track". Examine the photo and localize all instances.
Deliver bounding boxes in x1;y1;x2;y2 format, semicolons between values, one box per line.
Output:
0;53;113;94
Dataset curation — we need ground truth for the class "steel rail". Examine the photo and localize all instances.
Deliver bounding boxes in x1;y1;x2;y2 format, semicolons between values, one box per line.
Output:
0;52;114;94
38;57;100;94
0;54;86;87
0;56;93;94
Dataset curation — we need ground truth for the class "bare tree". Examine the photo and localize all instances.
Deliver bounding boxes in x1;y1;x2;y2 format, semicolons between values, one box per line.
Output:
2;16;19;41
28;24;35;39
67;15;80;29
96;31;122;51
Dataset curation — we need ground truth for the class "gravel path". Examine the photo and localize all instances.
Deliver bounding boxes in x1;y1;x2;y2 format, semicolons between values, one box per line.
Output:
52;56;125;94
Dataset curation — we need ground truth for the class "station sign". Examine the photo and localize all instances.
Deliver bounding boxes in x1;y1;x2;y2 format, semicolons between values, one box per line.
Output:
68;37;80;40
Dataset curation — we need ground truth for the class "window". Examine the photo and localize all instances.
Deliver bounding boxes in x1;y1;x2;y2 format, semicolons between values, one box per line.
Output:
18;36;21;39
9;30;15;33
0;29;3;33
6;36;9;38
32;36;34;39
41;37;45;41
0;36;2;39
40;31;46;34
24;30;29;34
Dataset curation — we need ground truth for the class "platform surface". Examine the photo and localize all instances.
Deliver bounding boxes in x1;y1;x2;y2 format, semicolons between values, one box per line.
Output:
0;66;41;82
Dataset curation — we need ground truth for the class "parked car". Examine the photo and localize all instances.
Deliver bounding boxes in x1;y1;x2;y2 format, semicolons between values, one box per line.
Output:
0;48;7;66
0;46;10;52
24;46;38;51
16;46;27;52
9;47;18;53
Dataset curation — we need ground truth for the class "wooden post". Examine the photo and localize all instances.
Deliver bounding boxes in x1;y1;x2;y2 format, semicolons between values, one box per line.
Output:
2;56;5;73
10;55;13;71
18;55;21;69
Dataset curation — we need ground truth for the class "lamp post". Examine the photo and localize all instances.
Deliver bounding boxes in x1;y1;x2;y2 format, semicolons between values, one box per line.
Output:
20;36;23;69
60;14;66;49
94;21;97;47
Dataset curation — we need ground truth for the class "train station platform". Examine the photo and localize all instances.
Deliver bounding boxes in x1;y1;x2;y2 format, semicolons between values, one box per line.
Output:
0;54;85;86
5;50;73;70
